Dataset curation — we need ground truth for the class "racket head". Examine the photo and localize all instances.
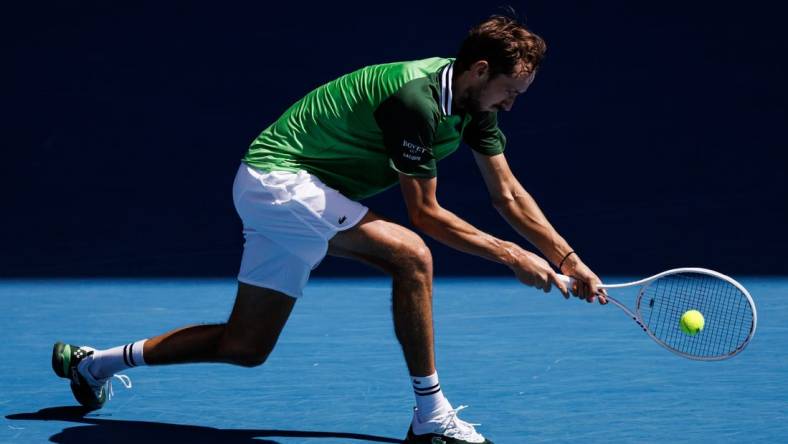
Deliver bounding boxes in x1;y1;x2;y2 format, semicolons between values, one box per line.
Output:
633;268;757;360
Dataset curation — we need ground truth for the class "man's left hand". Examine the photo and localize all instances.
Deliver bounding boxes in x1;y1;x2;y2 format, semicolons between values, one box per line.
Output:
561;257;608;305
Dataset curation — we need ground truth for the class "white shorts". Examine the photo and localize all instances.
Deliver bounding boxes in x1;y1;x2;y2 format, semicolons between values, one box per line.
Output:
232;164;368;298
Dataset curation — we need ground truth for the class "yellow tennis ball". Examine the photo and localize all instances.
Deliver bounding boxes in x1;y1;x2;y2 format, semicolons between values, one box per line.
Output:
680;310;705;335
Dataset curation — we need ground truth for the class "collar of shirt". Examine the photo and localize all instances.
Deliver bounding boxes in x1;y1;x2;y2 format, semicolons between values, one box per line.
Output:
438;61;454;117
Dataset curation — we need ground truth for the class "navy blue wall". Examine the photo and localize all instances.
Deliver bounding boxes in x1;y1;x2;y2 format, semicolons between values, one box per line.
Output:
5;1;787;277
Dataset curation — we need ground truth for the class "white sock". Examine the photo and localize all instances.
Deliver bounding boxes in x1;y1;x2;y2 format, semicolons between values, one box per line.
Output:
412;372;452;422
88;339;147;380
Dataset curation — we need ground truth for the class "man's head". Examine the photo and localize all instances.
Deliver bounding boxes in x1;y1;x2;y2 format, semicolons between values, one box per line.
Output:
454;15;546;113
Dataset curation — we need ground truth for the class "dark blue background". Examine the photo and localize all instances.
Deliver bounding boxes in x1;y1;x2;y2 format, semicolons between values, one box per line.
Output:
5;1;787;277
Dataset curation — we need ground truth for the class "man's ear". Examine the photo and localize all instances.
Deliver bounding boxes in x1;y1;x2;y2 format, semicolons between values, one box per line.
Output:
470;60;490;80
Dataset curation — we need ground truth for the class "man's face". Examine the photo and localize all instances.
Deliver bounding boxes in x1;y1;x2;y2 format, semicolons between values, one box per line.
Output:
457;63;535;113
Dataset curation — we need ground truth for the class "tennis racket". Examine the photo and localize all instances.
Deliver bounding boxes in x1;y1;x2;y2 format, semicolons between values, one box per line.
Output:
557;268;757;360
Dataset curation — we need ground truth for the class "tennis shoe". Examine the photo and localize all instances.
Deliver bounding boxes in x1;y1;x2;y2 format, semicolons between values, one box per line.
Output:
52;342;132;410
405;405;492;444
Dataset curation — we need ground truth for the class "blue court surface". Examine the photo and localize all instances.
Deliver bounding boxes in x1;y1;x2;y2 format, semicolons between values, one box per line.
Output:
2;277;786;443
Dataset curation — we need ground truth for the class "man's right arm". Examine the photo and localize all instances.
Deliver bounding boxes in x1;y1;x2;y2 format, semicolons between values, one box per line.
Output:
374;84;565;294
398;172;568;295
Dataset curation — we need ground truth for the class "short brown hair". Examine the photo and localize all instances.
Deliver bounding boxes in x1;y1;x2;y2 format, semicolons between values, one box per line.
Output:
455;15;547;77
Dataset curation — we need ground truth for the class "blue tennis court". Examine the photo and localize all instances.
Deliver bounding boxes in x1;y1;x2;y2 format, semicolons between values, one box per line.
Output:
2;276;786;443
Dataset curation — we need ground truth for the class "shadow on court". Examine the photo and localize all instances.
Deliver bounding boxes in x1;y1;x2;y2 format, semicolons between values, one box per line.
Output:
6;407;403;443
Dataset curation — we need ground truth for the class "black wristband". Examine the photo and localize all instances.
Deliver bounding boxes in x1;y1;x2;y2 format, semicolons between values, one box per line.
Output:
558;251;576;272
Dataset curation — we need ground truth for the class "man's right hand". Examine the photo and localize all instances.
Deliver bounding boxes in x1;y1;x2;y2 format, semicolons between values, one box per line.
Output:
506;243;569;297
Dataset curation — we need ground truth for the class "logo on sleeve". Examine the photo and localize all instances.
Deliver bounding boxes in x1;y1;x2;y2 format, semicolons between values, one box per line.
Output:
402;139;428;161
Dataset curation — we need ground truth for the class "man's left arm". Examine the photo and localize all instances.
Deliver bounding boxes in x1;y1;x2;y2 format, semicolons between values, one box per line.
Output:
472;151;607;304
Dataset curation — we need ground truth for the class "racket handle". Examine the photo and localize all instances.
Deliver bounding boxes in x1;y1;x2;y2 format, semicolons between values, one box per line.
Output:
556;274;611;301
556;274;574;289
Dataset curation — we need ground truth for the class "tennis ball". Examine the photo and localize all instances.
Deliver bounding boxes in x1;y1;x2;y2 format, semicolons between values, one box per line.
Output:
680;310;705;335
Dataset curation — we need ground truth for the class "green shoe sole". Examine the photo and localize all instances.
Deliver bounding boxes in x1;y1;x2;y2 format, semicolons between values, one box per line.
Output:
52;342;71;379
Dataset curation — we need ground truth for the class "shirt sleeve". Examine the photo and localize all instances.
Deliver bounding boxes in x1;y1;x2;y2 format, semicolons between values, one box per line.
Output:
463;111;507;156
374;89;439;178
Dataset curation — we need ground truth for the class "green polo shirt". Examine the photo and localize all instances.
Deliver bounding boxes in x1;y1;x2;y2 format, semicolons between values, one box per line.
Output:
243;57;506;200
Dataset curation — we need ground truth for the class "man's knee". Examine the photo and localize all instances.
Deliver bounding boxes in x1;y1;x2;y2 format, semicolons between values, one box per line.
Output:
232;350;270;368
219;284;295;368
409;243;433;275
219;340;273;368
393;239;433;277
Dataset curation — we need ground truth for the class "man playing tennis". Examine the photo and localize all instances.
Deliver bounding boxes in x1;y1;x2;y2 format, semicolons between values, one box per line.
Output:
53;15;606;444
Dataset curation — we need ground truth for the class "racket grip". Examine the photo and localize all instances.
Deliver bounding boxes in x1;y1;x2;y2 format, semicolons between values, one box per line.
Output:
556;274;574;290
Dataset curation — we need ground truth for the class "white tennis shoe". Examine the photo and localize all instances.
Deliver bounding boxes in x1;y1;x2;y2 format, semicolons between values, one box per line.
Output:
406;405;492;443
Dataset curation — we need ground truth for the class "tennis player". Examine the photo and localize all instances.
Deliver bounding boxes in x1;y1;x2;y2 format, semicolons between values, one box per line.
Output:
53;14;606;444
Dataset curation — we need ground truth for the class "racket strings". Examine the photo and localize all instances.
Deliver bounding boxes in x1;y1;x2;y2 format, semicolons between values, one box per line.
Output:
640;273;753;358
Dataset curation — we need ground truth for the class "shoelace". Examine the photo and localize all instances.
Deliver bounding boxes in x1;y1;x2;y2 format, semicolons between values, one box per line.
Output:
76;351;133;401
437;405;483;439
103;374;132;401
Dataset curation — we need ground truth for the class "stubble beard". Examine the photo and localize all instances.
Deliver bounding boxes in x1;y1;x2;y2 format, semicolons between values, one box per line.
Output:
456;83;485;114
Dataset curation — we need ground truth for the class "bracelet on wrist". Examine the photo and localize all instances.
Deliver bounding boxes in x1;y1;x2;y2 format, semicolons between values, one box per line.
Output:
558;251;576;272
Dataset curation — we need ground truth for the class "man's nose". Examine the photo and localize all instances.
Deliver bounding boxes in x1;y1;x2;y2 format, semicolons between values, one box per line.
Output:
501;96;516;111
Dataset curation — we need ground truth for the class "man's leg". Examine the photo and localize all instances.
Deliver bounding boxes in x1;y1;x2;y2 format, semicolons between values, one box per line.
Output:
53;282;295;409
143;282;295;366
328;211;489;443
328;211;435;376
